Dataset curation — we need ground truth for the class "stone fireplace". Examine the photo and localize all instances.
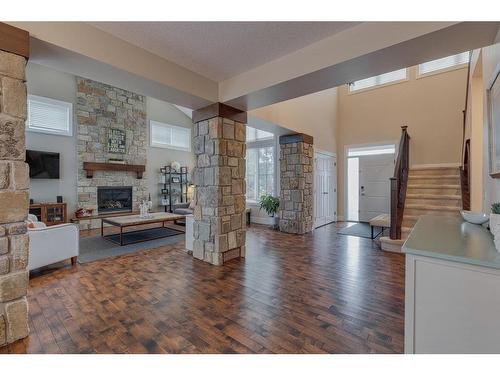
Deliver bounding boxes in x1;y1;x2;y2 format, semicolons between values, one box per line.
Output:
97;186;132;214
76;77;148;227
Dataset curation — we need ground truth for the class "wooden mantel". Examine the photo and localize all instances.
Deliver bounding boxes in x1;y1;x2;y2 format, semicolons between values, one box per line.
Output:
83;162;145;179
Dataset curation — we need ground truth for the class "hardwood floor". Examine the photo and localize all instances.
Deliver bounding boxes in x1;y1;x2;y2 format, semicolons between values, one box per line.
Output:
1;222;405;354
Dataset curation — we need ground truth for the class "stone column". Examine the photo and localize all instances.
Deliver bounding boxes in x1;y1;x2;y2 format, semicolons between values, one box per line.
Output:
191;103;246;265
279;133;314;235
0;49;29;346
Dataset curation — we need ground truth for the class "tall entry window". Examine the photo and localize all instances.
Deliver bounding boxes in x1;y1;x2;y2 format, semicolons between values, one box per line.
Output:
246;126;275;203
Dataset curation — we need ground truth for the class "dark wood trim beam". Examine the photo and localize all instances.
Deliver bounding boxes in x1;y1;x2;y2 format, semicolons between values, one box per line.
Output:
279;133;314;145
193;102;247;123
83;162;145;179
0;22;29;58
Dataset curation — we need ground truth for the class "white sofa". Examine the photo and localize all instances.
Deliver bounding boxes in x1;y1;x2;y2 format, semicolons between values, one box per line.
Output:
27;214;79;271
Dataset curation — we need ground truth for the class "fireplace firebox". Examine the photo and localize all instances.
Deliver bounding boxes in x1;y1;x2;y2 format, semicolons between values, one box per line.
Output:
97;186;133;214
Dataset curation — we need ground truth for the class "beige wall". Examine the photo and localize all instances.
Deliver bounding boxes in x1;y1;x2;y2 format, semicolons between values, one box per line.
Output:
337;65;467;218
249;87;339;154
245;61;468;220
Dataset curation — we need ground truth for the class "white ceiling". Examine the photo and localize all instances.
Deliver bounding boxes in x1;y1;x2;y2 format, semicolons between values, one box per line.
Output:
89;22;359;81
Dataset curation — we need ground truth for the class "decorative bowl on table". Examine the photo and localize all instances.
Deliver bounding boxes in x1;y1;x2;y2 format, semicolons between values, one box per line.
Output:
460;210;489;225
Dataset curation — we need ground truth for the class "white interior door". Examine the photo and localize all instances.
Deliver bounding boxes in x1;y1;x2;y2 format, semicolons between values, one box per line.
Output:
314;153;337;228
358;154;394;222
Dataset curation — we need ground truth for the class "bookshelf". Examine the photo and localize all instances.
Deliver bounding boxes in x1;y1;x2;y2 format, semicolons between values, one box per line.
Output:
159;166;188;213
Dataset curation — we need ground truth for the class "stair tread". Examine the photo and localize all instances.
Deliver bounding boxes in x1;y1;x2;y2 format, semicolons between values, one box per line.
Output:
380;236;405;244
410;165;459;170
409;174;460;180
403;214;420;221
406;193;462;200
407;184;460;188
405;204;460;211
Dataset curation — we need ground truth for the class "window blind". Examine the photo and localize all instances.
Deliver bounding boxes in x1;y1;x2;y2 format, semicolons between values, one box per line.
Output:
150;120;191;151
27;95;72;136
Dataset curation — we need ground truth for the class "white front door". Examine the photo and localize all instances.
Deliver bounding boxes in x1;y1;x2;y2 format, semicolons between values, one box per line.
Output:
314;153;337;228
358;154;394;222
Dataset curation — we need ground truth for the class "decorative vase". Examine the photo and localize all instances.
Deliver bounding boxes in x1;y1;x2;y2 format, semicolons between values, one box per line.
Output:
171;161;181;172
489;213;500;251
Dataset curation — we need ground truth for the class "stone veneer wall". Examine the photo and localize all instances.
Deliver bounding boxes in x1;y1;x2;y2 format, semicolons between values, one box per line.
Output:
76;78;148;227
279;136;314;234
0;50;29;346
192;117;247;265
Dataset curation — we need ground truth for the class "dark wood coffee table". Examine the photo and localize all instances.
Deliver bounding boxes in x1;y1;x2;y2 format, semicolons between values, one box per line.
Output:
101;212;185;246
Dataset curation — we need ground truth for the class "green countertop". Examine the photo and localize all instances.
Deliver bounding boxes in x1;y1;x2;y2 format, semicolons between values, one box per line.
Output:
402;215;500;270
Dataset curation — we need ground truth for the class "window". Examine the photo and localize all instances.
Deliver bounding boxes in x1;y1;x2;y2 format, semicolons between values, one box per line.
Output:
418;51;469;76
150;120;191;151
246;146;274;202
26;95;73;136
246;126;275;202
348;144;395;157
349;68;407;93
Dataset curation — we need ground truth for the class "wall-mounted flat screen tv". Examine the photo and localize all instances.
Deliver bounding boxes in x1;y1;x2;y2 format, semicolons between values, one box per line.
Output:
26;150;60;179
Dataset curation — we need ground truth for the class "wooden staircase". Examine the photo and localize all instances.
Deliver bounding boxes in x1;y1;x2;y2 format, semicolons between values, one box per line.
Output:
380;165;462;252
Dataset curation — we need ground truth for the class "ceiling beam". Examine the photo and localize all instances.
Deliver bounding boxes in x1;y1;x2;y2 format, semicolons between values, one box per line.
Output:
221;22;500;110
0;22;29;58
9;22;218;107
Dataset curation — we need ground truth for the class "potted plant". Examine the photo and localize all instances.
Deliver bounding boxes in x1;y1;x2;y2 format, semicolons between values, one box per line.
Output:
490;203;500;251
259;194;280;229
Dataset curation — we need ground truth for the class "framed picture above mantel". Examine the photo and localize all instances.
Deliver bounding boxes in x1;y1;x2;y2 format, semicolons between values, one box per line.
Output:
489;70;500;178
108;128;126;154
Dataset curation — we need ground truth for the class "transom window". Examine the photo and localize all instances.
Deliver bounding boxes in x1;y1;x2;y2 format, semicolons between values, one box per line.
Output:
26;94;73;136
246;126;273;142
348;144;395;157
150;120;191;151
246;126;275;202
348;68;407;93
418;51;469;76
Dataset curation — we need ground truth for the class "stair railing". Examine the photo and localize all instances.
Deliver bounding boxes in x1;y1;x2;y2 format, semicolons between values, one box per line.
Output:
390;126;411;240
459;51;472;211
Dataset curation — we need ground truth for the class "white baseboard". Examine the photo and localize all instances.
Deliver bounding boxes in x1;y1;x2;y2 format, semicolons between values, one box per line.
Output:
250;216;274;225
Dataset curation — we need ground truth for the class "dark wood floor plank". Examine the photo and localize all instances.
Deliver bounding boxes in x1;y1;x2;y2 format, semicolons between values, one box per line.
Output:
2;222;405;354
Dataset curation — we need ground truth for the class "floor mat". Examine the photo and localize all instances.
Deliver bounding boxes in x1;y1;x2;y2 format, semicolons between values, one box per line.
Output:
78;228;184;263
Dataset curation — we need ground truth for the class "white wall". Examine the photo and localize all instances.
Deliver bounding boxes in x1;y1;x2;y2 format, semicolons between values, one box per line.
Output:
25;62;78;214
146;97;195;211
26;63;195;217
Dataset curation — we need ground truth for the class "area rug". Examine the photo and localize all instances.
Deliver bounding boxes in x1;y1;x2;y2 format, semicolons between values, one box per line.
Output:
338;222;381;239
78;227;184;264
